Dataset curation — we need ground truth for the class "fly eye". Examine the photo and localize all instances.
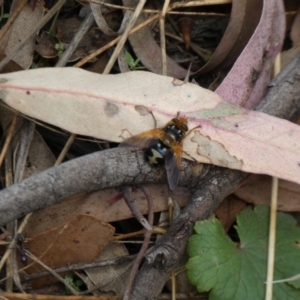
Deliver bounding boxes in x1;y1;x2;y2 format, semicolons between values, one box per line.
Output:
172;118;179;123
181;124;188;131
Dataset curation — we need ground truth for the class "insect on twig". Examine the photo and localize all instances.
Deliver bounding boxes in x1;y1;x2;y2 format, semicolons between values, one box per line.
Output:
120;113;189;190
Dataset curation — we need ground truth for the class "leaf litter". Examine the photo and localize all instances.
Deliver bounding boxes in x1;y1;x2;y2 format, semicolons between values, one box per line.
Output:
0;0;299;298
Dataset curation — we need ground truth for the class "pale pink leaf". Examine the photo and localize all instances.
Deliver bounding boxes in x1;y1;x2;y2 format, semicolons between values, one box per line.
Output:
216;0;285;109
0;68;299;185
197;0;262;75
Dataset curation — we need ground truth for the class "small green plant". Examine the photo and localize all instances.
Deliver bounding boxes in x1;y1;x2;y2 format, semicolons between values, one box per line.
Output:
203;52;213;62
55;43;65;57
64;273;85;295
125;51;145;70
186;206;300;300
0;13;10;22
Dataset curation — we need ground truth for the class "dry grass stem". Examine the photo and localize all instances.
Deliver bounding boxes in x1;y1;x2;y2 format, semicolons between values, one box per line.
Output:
74;14;158;68
102;0;147;74
0;0;28;43
0;115;18;168
159;0;170;75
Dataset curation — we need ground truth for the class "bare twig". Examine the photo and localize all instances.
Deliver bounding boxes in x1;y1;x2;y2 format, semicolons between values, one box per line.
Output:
121;186;152;230
55;133;76;166
112;227;166;241
0;115;18;168
123;185;154;300
0;212;32;272
55;12;94;67
23;254;136;282
24;249;79;295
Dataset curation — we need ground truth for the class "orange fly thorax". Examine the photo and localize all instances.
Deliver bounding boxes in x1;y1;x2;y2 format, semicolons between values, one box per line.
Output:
161;117;189;147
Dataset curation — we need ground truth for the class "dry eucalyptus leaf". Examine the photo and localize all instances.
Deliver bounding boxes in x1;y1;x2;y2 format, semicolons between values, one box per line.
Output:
123;0;187;78
234;175;300;212
24;214;115;288
23;130;56;178
216;0;285;109
0;106;54;180
1;0;44;69
34;32;58;59
85;242;131;295
56;18;113;62
0;52;23;73
215;195;247;232
0;68;299;186
90;1;118;36
24;185;190;236
197;0;262;75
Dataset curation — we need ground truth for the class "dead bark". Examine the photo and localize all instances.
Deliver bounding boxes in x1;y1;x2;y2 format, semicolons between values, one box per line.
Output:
0;145;203;226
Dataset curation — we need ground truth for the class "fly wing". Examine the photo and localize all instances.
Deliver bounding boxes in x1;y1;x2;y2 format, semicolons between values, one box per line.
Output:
165;144;182;190
119;129;162;149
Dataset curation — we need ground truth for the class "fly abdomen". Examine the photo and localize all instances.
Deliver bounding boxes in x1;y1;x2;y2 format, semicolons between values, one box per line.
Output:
145;141;170;166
